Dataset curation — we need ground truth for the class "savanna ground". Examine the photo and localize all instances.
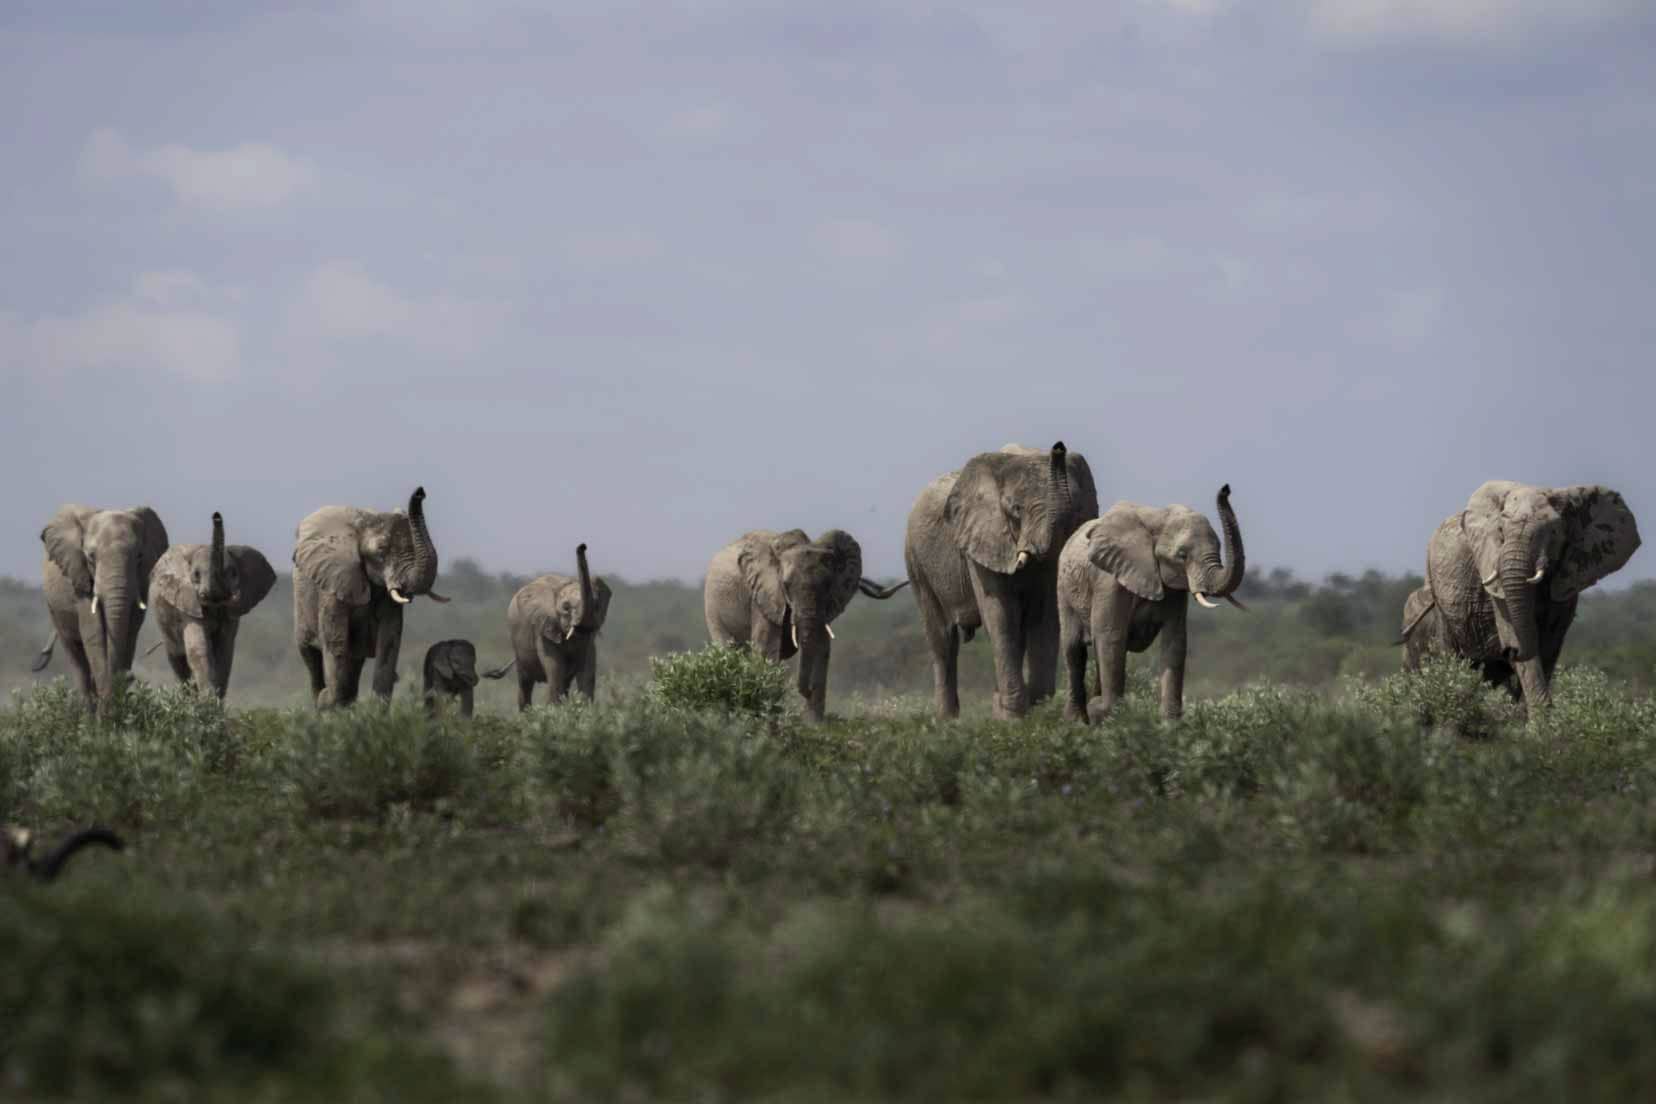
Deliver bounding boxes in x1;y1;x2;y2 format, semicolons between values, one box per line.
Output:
4;566;1656;1101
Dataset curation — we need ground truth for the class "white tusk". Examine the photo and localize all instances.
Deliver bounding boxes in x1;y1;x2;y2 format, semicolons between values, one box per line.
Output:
1194;592;1219;609
565;627;576;641
137;599;146;611
791;623;800;649
389;588;411;605
1480;571;1498;588
1527;565;1546;584
90;595;99;614
1014;550;1031;571
825;623;835;640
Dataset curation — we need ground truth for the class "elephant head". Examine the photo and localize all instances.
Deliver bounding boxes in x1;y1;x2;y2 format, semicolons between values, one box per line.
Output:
426;640;480;689
1085;485;1246;607
738;529;865;703
540;545;613;644
295;487;447;608
151;513;277;619
41;504;169;696
946;442;1088;575
1456;481;1640;662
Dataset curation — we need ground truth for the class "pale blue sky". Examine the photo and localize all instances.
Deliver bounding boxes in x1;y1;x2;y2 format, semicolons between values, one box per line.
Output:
4;1;1654;583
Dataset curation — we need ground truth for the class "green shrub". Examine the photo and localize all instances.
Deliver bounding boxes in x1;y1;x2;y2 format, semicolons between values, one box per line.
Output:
649;645;788;719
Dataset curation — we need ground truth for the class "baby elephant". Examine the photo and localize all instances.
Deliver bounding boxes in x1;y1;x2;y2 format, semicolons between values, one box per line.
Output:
484;544;612;709
147;512;277;700
1058;485;1245;723
423;639;481;717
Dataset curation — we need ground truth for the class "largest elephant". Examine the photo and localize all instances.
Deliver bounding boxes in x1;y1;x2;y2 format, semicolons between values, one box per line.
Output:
905;442;1098;719
704;528;909;722
34;504;170;715
292;487;446;708
1400;480;1640;713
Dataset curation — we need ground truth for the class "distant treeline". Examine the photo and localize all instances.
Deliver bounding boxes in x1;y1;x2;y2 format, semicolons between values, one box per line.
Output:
4;561;1654;709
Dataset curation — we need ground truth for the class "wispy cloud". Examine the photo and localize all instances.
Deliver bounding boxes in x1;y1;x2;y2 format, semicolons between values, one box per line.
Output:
1304;0;1639;46
287;261;508;359
80;128;315;211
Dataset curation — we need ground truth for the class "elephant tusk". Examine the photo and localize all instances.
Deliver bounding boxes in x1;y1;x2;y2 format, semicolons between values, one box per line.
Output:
1480;571;1498;588
90;595;99;614
1527;565;1546;584
389;588;411;605
565;626;576;641
1194;592;1219;609
791;623;800;649
825;623;835;640
137;599;146;611
1014;550;1031;572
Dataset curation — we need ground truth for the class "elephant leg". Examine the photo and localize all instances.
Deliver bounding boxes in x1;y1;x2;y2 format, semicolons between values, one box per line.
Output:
182;621;215;698
1538;598;1578;687
576;638;597;702
539;642;570;705
337;656;366;706
516;667;536;712
460;686;474;718
1158;594;1189;721
371;607;404;702
979;602;1028;719
316;595;354;708
1022;572;1060;706
912;582;960;719
1090;585;1134;720
60;633;98;710
212;620;238;700
1061;610;1089;723
299;644;326;700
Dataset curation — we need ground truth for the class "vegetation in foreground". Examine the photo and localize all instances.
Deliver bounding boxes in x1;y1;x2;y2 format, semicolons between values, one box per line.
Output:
4;650;1656;1100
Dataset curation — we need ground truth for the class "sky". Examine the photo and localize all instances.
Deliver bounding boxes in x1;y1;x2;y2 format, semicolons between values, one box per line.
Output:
3;0;1654;586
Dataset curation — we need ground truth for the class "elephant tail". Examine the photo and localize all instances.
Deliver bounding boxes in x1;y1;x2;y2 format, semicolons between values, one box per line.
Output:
1396;594;1436;645
858;577;911;600
143;638;166;658
30;632;57;673
31;826;125;882
480;659;516;680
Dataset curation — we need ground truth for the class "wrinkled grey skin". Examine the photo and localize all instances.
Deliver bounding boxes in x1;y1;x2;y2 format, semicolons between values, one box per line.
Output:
704;528;909;722
904;442;1099;720
485;545;612;709
148;513;277;700
292;487;446;709
35;504;170;716
1058;486;1245;723
423;639;481;717
1401;481;1640;714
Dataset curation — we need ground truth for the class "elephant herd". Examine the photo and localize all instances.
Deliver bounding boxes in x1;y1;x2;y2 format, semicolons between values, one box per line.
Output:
27;446;1644;723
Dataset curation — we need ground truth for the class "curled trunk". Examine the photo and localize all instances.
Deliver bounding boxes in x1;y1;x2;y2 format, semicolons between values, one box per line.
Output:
407;487;438;592
1211;485;1245;598
206;512;230;604
576;543;597;629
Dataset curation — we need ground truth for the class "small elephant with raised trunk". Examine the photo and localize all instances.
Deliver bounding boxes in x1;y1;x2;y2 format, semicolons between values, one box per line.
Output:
1058;485;1245;723
1400;480;1640;713
147;512;276;700
484;544;611;709
422;639;482;717
704;528;908;722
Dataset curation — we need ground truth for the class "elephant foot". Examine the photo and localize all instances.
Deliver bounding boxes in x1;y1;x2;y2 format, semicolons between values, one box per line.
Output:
1084;696;1115;725
1063;702;1089;725
316;687;338;710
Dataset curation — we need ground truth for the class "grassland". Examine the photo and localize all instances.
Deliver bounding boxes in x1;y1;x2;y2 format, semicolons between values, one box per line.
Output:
5;646;1656;1101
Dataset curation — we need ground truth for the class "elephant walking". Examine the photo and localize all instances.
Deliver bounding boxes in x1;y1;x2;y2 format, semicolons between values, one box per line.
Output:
34;504;170;715
147;513;276;700
704;528;909;722
904;442;1098;720
292;487;446;708
1058;485;1245;723
485;545;611;709
423;639;482;717
1400;481;1639;713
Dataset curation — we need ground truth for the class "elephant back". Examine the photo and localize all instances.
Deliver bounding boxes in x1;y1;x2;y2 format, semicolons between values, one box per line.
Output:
294;506;373;606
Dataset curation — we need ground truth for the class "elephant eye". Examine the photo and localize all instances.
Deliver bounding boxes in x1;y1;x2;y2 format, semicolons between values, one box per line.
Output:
192;571;200;583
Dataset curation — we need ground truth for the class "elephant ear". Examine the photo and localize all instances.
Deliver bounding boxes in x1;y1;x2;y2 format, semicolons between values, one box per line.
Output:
293;507;371;606
432;644;457;683
817;529;863;623
589;577;614;630
149;546;202;618
41;505;94;598
736;532;790;625
1085;505;1164;601
945;454;1018;573
132;506;170;591
1550;486;1641;601
1061;450;1101;525
228;547;277;616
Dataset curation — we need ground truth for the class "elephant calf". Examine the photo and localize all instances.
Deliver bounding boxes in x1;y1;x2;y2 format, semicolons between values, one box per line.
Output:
423;639;482;717
1400;480;1640;713
148;513;277;700
484;544;611;709
1058;485;1245;723
704;528;908;722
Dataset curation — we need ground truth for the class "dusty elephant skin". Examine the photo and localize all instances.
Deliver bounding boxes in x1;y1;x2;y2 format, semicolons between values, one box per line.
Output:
35;503;171;716
292;487;446;709
1400;480;1641;715
704;528;909;723
485;544;611;709
904;442;1099;720
147;512;277;701
423;639;482;717
1058;485;1246;723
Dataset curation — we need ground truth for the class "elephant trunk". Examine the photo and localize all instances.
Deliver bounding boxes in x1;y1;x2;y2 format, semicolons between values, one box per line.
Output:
794;606;828;720
95;562;140;700
205;511;230;604
1211;484;1245;598
407;486;438;593
575;543;598;630
1500;537;1541;663
1045;441;1072;547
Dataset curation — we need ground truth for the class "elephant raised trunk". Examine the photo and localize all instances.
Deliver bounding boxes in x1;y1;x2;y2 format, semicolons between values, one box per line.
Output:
575;543;598;630
205;512;231;605
1042;441;1071;553
1210;484;1245;599
407;486;438;594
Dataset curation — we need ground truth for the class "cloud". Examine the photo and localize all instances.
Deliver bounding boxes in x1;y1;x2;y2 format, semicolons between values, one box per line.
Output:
560;229;662;268
811;220;902;264
0;273;241;382
1304;0;1637;46
288;261;507;358
80;128;315;211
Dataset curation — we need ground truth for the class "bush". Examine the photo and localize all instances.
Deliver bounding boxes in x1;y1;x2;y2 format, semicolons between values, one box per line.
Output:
649;645;789;720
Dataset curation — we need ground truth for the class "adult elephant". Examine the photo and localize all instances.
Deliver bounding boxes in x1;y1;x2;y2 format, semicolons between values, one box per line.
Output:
704;528;909;722
1400;481;1640;713
292;487;446;708
33;504;170;715
1058;485;1245;723
148;513;276;700
905;442;1098;720
485;544;611;709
